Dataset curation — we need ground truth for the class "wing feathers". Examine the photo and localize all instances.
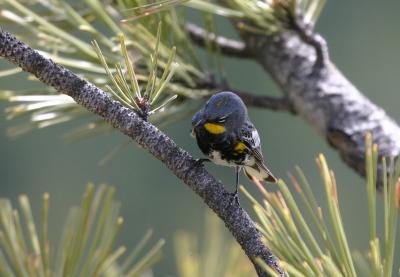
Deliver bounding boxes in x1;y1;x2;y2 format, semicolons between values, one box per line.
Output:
244;162;277;183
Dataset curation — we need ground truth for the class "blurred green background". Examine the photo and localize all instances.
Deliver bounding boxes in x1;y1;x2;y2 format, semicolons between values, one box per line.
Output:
1;1;399;275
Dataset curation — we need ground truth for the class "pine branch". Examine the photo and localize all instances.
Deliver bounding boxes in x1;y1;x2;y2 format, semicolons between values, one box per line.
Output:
221;2;400;187
0;30;283;277
250;33;400;186
186;23;252;58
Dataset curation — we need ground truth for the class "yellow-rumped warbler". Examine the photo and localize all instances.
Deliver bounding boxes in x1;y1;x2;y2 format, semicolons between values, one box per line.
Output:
191;91;277;198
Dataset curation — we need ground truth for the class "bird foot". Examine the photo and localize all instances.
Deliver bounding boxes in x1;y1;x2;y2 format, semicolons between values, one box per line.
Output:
189;158;210;171
230;190;240;206
195;158;210;166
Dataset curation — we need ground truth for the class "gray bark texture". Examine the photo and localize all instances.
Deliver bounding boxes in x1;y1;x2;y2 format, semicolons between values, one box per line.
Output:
187;19;400;184
237;29;400;185
0;31;283;277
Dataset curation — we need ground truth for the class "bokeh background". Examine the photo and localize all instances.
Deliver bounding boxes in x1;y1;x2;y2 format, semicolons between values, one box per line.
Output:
1;1;399;275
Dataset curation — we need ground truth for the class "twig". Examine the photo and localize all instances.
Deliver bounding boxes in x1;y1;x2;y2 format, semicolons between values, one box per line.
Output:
0;31;284;277
286;10;329;70
235;91;294;113
200;72;293;112
186;23;252;58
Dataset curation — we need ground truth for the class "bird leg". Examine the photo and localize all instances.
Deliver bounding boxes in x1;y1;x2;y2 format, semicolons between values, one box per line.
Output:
232;166;241;205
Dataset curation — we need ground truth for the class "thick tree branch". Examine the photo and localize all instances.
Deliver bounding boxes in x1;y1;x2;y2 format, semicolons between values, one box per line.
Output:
0;31;283;276
225;14;400;186
186;23;252;58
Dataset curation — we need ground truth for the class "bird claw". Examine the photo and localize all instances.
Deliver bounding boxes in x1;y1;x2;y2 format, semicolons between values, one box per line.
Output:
194;158;210;166
230;190;240;206
188;158;210;171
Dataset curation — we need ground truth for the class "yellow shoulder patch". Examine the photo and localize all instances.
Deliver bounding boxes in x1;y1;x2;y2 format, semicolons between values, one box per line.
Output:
234;142;247;153
203;123;225;134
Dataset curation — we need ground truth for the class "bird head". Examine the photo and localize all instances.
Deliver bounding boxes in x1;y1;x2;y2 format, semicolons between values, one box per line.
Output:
192;91;247;135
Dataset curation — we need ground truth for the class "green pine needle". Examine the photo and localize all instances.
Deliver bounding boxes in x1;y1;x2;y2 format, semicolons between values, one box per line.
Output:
93;25;178;118
174;211;252;277
0;184;164;276
1;0;206;138
243;134;399;276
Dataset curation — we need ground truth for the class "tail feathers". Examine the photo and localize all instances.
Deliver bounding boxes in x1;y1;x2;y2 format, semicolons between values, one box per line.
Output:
244;162;277;183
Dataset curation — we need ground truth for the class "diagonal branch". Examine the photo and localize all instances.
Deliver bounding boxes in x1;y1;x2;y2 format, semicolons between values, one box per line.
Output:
0;31;283;277
186;23;252;58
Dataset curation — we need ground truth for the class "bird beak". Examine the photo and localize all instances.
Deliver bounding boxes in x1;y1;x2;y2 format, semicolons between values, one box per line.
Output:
191;119;204;138
194;119;204;127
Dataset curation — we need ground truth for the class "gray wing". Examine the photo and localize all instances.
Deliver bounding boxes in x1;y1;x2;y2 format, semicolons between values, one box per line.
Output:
241;121;278;183
240;121;264;163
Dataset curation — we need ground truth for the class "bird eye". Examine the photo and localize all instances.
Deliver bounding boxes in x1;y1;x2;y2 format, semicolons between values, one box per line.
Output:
216;116;227;123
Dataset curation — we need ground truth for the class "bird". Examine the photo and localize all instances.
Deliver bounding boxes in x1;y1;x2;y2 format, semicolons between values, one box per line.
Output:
191;91;277;199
